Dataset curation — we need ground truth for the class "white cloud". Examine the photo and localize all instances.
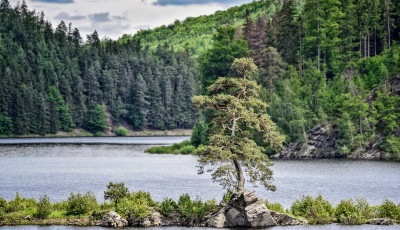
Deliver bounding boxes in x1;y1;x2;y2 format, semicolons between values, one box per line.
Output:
9;0;253;40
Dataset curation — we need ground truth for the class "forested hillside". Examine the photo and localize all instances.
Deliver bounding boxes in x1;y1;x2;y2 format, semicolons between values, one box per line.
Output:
125;0;304;57
0;0;198;136
187;0;400;158
236;0;400;157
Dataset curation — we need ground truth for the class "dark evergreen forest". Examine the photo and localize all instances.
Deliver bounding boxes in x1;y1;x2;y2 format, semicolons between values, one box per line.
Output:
0;0;198;136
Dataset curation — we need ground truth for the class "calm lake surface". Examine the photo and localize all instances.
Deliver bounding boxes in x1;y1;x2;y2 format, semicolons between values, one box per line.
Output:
0;137;399;209
0;137;400;229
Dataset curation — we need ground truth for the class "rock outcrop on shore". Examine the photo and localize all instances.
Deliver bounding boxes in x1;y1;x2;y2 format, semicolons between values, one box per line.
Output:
127;211;181;227
271;122;395;160
367;218;394;225
206;191;277;228
101;211;128;227
99;191;303;228
271;76;400;161
271;123;338;159
206;191;303;228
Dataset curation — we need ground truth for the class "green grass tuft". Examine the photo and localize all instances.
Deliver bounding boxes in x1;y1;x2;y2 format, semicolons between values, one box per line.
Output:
146;140;196;155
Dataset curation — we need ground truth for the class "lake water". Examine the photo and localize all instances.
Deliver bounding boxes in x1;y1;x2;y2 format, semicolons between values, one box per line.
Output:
0;137;399;229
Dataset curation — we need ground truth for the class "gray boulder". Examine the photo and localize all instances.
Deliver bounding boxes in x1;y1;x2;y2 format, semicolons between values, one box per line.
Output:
206;191;276;228
101;211;128;228
367;218;394;225
138;212;163;227
270;211;305;225
128;211;182;227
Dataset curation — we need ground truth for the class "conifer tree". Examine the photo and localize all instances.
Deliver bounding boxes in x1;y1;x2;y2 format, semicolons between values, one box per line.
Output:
84;104;106;133
0;114;13;135
48;86;74;133
276;0;299;65
147;73;165;130
199;26;250;93
129;74;148;131
193;58;284;192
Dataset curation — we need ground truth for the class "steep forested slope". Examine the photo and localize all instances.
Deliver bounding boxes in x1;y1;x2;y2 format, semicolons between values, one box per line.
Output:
235;0;400;157
125;0;302;57
185;0;400;159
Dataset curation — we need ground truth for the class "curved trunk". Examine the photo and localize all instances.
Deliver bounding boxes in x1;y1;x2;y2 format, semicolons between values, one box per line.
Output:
234;159;245;193
231;111;245;193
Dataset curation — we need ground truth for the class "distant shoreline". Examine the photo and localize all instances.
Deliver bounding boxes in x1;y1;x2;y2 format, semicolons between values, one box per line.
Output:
0;128;192;139
0;136;191;145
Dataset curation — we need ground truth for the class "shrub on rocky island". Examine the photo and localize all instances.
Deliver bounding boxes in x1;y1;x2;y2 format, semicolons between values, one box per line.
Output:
159;198;176;216
265;200;285;213
378;198;400;222
0;188;399;227
35;195;51;219
117;191;157;219
67;191;98;215
335;198;374;224
290;195;335;224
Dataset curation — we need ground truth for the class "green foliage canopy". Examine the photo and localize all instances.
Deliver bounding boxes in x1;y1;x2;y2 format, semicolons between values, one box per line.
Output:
198;26;250;93
193;58;284;192
104;182;129;209
0;115;13;136
84;105;106;133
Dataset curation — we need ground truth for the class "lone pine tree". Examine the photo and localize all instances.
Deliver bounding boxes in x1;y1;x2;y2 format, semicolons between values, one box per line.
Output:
192;58;284;193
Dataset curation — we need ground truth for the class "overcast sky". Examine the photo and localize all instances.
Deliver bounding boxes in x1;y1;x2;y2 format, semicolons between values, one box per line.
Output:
9;0;253;40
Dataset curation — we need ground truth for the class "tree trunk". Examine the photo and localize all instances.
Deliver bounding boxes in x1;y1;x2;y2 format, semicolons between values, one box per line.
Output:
368;30;370;57
359;30;362;58
233;159;245;193
375;26;377;56
299;22;302;76
231;112;244;193
317;21;320;71
368;8;370;57
388;13;391;49
364;36;367;58
300;113;308;143
317;1;320;71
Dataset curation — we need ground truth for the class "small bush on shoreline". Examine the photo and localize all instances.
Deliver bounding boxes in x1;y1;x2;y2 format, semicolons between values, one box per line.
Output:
116;191;157;218
290;195;335;224
177;194;215;222
67;191;98;215
221;191;234;205
94;131;103;137
0;188;400;226
159;198;176;216
265;200;285;213
116;127;127;136
36;195;51;219
335;198;372;224
379;198;400;222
